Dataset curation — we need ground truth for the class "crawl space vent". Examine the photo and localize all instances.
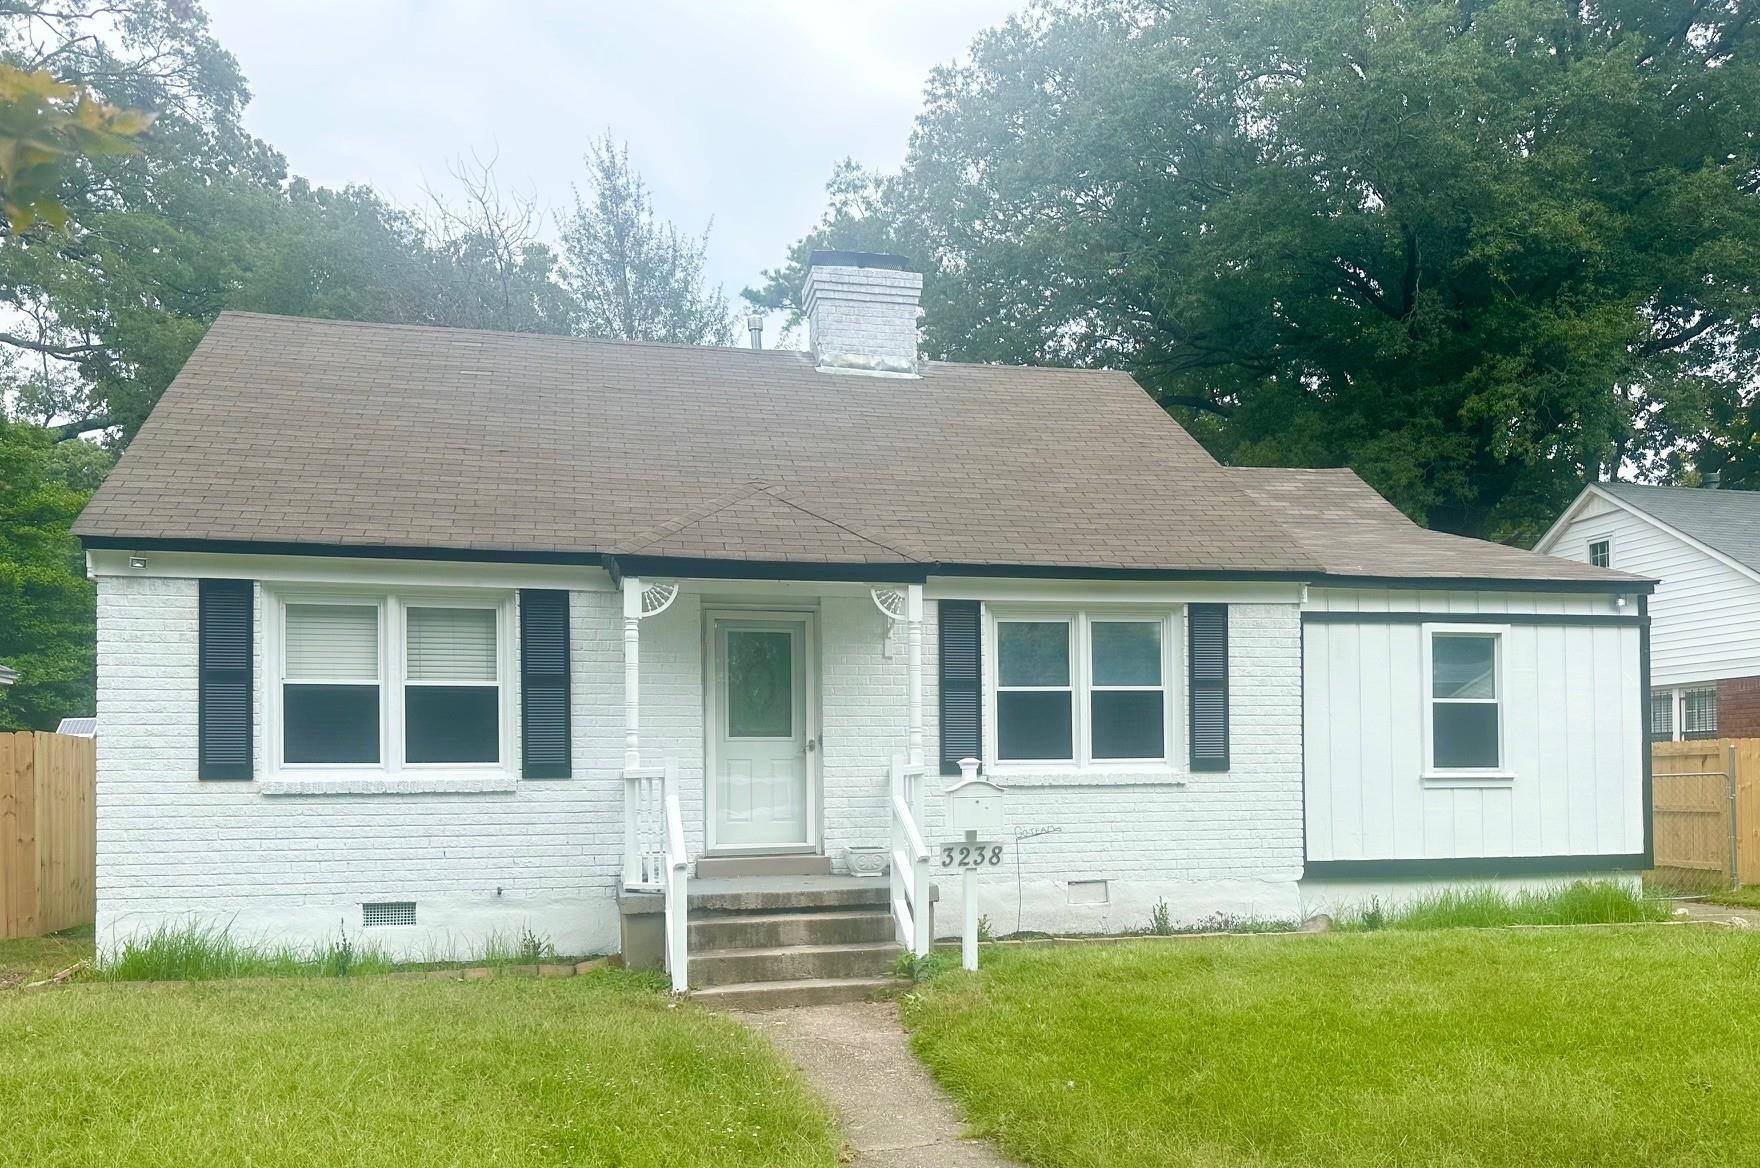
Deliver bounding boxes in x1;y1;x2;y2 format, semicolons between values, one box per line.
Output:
362;901;417;928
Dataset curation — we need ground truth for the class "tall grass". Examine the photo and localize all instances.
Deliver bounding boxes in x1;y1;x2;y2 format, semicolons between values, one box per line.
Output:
99;922;576;982
101;923;400;981
1337;880;1669;931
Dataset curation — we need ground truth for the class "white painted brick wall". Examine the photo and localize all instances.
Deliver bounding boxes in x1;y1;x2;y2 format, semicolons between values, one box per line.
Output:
923;602;1307;935
96;573;1305;958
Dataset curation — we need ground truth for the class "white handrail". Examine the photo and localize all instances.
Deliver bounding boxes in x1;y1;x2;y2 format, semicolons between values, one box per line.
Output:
622;766;667;890
661;761;689;993
889;755;932;957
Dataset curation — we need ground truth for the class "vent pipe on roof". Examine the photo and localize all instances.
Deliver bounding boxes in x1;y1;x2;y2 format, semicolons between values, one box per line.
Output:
1706;469;1722;489
745;312;763;351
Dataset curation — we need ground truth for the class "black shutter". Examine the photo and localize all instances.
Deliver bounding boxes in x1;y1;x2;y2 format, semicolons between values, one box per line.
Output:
198;579;253;780
939;599;982;775
520;589;571;779
1188;603;1230;772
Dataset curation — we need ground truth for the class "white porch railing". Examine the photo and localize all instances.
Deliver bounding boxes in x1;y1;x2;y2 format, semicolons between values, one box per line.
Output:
889;754;932;958
625;760;690;992
662;780;689;993
623;765;669;890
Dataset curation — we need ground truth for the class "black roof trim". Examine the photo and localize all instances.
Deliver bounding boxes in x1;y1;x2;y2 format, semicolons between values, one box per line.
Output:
1304;853;1650;879
79;537;1654;593
606;555;927;585
1307;571;1655;595
81;535;613;568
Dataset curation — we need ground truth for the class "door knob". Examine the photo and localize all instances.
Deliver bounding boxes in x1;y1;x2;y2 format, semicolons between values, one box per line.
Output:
806;738;818;752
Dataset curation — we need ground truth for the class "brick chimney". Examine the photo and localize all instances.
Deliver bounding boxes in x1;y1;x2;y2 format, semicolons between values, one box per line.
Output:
801;250;922;376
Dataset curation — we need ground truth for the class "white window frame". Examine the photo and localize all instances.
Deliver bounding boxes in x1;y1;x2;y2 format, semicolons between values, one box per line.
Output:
983;607;1181;774
1421;624;1512;781
264;586;518;779
1586;537;1613;569
1653;684;1718;741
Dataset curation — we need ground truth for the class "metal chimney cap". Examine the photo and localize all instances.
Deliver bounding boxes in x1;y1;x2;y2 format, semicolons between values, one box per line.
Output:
744;311;764;351
806;249;909;271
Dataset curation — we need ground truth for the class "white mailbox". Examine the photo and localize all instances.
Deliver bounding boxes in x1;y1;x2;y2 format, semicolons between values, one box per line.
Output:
945;757;1006;835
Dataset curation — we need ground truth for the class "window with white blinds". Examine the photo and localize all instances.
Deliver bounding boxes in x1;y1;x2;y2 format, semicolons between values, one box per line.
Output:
271;590;511;774
404;604;501;765
285;604;379;679
406;607;497;682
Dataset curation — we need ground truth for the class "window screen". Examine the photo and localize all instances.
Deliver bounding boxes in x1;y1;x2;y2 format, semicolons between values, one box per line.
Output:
284;603;380;764
1430;633;1500;770
996;621;1072;760
1090;621;1164;760
405;606;499;764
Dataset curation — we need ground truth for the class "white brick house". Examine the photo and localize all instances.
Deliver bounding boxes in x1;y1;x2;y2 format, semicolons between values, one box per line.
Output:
77;252;1654;997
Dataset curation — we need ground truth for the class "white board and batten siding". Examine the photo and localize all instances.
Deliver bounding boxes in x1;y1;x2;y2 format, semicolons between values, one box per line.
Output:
1302;587;1645;865
1538;493;1760;688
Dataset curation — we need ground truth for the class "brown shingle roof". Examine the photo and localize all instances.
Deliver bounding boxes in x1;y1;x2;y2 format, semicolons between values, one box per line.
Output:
75;312;1645;587
1225;468;1652;585
76;312;1314;573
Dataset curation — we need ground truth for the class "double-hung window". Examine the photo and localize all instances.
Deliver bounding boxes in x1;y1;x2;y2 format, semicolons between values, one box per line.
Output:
1648;686;1718;742
1424;627;1503;774
283;602;382;764
991;611;1173;767
274;591;511;774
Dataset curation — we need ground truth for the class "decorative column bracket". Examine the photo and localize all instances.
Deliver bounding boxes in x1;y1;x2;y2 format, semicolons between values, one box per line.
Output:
622;577;680;771
872;584;926;770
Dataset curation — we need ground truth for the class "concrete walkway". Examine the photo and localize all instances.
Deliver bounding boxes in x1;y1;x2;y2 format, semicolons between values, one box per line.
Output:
741;1000;1020;1167
1677;900;1760;928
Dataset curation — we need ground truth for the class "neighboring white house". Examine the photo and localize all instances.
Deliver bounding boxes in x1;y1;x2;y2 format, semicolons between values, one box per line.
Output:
75;251;1653;1000
1538;482;1760;742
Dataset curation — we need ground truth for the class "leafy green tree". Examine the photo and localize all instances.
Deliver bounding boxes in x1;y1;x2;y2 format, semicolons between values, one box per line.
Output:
0;419;105;729
0;63;152;232
562;133;737;345
756;0;1760;541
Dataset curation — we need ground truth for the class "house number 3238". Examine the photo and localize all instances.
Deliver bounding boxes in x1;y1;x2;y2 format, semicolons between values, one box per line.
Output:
939;844;1004;869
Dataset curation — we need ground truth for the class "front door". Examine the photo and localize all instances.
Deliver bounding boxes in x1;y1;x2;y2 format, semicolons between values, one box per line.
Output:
708;614;815;851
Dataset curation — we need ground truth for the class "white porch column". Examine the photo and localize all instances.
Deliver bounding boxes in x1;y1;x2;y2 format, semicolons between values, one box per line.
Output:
907;583;925;769
622;576;643;771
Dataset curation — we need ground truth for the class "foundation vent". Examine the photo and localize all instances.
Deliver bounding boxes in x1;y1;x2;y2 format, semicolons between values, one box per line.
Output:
1067;880;1110;906
362;901;418;928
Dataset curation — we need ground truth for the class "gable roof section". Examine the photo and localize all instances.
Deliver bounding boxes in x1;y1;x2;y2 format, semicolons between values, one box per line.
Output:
76;312;1648;588
613;479;929;563
1573;483;1760;578
1226;468;1652;586
75;312;1316;574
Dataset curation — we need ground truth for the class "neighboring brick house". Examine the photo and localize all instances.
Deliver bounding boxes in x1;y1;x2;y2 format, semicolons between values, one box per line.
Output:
1538;483;1760;742
75;251;1653;999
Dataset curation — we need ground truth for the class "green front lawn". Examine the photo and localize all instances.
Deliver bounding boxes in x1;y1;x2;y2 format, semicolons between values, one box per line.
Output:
905;928;1760;1167
1;972;840;1167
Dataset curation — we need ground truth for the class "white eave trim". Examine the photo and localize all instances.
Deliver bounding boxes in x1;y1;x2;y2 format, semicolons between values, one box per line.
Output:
1535;483;1760;592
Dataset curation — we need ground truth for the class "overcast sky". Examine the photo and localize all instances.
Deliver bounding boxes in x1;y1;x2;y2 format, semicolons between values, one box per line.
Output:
203;1;1020;339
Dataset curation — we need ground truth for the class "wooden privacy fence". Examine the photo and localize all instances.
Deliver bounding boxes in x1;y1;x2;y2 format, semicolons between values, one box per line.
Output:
0;731;96;939
1652;738;1760;888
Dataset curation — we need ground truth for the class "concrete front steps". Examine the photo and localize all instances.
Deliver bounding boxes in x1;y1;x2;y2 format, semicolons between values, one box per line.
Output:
685;876;908;1010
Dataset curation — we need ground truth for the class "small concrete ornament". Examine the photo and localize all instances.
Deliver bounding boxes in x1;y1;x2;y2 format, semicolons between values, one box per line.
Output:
947;757;1006;971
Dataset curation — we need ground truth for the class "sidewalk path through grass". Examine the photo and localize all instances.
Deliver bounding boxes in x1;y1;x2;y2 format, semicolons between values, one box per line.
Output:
1678;899;1760;928
741;1001;1019;1167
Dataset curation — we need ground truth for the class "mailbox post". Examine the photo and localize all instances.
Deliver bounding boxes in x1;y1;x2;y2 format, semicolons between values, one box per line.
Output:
945;757;1006;972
